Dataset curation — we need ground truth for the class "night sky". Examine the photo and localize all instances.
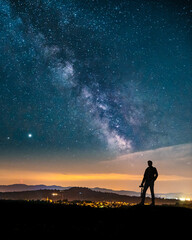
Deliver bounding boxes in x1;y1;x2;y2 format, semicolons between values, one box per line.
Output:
0;0;192;193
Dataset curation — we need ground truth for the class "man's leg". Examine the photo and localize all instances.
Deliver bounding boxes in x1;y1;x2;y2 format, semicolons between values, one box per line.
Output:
150;182;155;205
141;183;149;205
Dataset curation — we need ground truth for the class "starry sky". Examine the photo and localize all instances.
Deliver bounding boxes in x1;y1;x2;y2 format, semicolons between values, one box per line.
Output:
0;0;192;194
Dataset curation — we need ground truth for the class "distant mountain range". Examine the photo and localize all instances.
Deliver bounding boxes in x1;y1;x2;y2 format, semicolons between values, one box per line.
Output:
0;184;69;192
0;186;178;205
0;184;140;195
0;184;188;199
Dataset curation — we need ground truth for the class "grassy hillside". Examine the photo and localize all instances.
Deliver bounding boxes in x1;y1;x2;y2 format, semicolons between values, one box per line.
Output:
0;200;191;237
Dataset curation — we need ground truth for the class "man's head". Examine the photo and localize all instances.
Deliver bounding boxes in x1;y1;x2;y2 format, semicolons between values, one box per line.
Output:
148;160;153;167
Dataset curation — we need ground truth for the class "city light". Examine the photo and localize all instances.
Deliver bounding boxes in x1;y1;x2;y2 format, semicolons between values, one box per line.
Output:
52;193;58;196
179;197;191;201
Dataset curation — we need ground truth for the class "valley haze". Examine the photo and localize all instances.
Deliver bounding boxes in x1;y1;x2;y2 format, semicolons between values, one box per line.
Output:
0;184;190;200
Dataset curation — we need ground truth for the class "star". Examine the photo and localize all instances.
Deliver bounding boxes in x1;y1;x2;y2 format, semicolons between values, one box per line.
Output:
28;133;32;138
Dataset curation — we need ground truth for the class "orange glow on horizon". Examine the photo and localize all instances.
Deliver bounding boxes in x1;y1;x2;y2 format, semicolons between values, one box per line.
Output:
0;169;191;184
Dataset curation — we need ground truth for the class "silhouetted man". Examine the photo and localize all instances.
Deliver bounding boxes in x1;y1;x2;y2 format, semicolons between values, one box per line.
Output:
139;160;158;205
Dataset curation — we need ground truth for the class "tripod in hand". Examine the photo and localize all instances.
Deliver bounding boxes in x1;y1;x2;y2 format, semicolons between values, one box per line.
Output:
139;185;144;198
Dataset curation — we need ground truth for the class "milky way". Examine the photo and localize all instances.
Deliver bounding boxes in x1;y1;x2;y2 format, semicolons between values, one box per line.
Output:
0;0;192;160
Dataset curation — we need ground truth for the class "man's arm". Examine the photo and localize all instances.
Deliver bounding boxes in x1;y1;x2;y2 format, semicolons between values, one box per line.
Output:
140;169;147;186
153;168;158;181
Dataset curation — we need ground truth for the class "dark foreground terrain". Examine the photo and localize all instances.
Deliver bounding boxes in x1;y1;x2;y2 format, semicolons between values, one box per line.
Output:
0;200;191;237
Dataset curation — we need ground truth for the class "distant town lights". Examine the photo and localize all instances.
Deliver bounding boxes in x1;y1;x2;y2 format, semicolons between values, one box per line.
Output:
52;193;58;196
179;197;191;201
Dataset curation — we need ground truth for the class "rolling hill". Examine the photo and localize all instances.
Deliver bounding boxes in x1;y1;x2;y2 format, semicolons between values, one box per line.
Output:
0;186;177;205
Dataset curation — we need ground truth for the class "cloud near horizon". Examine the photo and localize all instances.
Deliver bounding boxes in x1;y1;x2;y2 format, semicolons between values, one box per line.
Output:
0;143;191;194
100;143;192;176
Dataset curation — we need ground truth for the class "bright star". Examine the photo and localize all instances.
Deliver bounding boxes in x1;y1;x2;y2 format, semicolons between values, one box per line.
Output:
28;133;32;138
